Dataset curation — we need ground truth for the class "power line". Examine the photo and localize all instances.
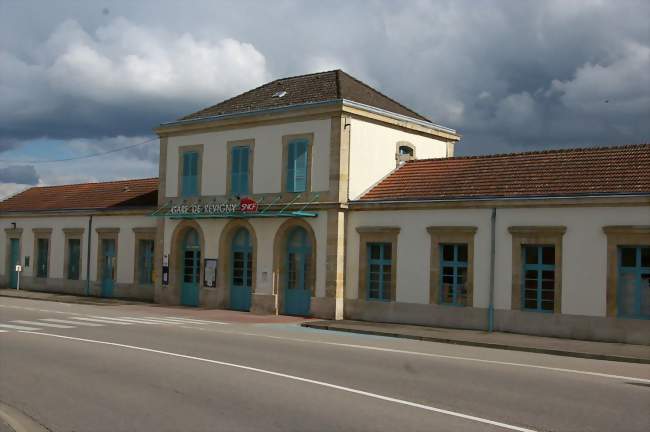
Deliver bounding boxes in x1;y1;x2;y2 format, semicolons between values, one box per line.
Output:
0;137;158;164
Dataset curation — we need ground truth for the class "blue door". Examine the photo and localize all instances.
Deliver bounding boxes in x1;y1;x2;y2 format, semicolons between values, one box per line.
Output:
101;239;116;297
9;239;19;288
181;229;201;306
230;229;252;311
284;227;312;316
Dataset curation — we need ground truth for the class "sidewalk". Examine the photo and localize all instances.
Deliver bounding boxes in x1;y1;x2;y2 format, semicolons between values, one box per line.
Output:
0;289;150;306
302;320;650;364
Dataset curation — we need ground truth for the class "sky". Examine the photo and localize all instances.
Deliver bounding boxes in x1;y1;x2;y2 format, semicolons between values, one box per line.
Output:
0;0;648;198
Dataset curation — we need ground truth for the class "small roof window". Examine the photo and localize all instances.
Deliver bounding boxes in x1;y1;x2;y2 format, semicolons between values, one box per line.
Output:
272;91;287;98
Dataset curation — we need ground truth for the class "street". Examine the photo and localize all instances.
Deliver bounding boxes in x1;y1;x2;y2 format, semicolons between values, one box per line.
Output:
0;297;648;432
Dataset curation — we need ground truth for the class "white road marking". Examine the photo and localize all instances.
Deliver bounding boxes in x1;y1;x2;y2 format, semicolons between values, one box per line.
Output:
41;319;104;327
0;330;7;333
115;317;183;325
0;324;40;331
146;316;229;325
71;317;133;325
19;331;538;432
86;316;163;325
0;304;82;315
187;327;650;384
11;320;74;329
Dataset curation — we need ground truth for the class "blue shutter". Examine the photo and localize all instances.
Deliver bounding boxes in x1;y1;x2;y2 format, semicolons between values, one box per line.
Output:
182;151;199;197
239;147;249;194
294;140;307;192
231;147;240;195
286;141;295;192
231;146;250;195
287;139;308;192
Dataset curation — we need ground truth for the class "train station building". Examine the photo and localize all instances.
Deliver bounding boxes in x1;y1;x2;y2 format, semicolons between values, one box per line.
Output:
1;70;648;344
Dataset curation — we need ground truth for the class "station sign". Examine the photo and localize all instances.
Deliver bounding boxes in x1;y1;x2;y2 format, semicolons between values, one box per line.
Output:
169;197;259;216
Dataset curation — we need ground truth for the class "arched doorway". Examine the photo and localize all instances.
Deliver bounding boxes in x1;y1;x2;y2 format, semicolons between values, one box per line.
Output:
181;228;201;306
284;226;312;316
230;228;252;311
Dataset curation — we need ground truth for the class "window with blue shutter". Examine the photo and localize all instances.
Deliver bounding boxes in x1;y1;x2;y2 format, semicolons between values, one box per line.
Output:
617;246;650;319
440;244;468;306
138;239;155;284
286;139;308;193
231;145;250;195
68;238;81;280
367;242;392;301
36;238;49;278
181;151;199;197
522;245;555;312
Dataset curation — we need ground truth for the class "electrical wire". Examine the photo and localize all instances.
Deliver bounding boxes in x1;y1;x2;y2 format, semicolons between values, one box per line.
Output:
0;137;157;164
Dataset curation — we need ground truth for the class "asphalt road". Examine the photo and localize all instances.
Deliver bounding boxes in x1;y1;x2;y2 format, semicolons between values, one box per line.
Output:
0;297;648;432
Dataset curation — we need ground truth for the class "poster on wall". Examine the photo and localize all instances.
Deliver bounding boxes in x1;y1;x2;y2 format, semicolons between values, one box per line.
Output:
162;254;169;285
204;259;217;287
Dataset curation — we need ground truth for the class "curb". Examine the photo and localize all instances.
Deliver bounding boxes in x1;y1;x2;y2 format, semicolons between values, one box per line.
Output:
301;322;650;365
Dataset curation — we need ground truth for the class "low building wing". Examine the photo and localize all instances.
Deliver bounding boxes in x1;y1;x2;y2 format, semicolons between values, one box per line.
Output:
0;178;159;213
359;144;650;201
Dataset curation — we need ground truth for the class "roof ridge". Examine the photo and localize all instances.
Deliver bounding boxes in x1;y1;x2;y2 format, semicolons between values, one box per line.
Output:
337;70;431;122
408;143;650;163
18;177;158;191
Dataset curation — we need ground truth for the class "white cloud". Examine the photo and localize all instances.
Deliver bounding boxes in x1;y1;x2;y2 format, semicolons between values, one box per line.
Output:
0;183;30;200
550;42;650;115
0;17;270;137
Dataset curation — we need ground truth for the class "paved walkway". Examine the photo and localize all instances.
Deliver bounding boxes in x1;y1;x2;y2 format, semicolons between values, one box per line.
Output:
302;319;650;364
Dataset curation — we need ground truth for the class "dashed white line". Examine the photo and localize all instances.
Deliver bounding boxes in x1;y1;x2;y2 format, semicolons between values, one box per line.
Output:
145;316;228;325
41;319;104;327
71;317;133;325
86;316;163;325
0;324;41;331
114;317;183;325
11;320;74;329
20;331;539;432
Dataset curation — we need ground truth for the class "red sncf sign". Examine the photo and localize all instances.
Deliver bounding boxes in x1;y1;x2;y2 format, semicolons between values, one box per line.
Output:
239;197;258;213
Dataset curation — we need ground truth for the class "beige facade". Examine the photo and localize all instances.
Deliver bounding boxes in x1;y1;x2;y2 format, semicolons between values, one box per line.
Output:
153;102;457;319
0;213;157;300
345;203;650;344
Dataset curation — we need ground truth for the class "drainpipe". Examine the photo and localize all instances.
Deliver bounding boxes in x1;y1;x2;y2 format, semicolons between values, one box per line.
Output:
488;208;496;332
86;215;93;296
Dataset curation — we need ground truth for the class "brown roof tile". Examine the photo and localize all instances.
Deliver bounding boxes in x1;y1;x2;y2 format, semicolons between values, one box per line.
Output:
359;144;650;201
178;70;430;122
0;178;158;213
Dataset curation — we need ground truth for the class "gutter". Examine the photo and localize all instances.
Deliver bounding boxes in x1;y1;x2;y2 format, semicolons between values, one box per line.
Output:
86;215;92;296
157;98;457;137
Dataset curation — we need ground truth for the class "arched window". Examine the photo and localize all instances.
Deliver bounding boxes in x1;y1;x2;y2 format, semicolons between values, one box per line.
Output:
398;145;414;156
185;229;200;249
395;142;416;165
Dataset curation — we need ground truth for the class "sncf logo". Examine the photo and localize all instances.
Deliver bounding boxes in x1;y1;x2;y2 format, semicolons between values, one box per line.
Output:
239;197;258;213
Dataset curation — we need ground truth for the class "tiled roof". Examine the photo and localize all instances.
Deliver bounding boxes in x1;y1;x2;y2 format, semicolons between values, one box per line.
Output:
0;178;158;213
359;144;650;201
178;69;430;122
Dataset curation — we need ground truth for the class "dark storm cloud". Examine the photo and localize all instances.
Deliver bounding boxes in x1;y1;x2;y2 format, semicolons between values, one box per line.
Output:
0;0;648;157
0;165;39;185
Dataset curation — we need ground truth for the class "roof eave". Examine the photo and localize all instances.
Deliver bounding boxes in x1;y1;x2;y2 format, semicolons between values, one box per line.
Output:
155;99;344;132
155;98;459;140
352;192;650;207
